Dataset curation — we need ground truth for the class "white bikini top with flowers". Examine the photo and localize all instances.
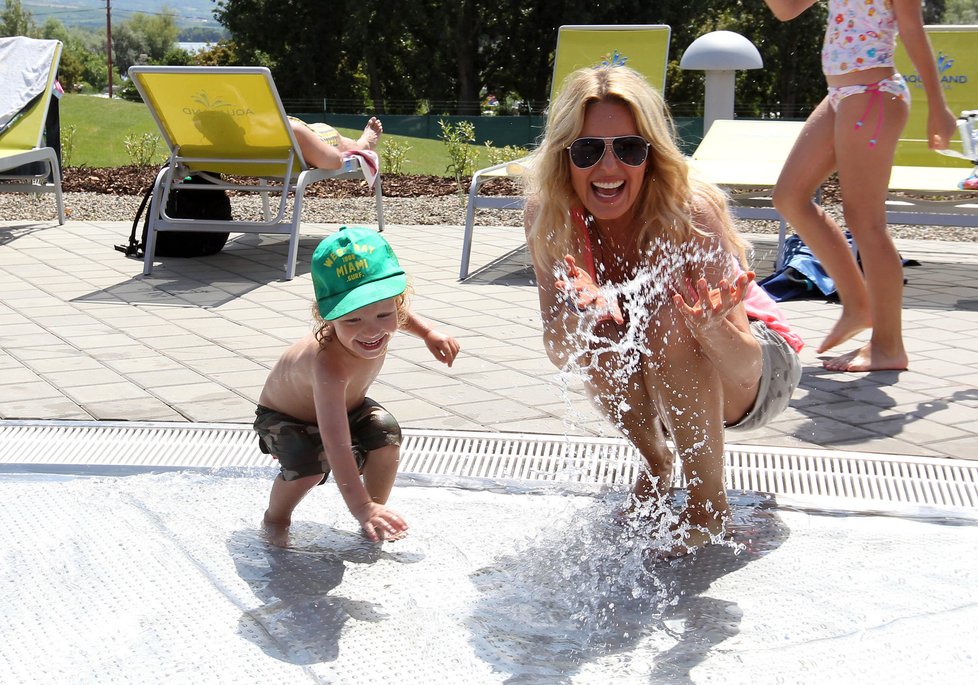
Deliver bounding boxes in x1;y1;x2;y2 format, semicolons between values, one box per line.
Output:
821;0;897;76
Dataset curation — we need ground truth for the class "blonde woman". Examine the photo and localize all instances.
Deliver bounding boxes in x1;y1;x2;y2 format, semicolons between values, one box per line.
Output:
524;65;803;554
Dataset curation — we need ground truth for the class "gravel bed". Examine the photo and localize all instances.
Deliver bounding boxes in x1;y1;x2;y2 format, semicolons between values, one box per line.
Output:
2;190;976;242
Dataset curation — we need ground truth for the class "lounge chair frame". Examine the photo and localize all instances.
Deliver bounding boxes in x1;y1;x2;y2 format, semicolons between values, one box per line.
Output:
0;37;65;225
129;66;384;281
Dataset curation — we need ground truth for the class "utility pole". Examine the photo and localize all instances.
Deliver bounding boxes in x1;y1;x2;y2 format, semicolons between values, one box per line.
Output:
106;0;113;98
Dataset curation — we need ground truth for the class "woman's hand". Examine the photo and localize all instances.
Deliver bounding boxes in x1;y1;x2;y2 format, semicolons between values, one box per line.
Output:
424;330;460;367
555;255;624;325
673;272;754;332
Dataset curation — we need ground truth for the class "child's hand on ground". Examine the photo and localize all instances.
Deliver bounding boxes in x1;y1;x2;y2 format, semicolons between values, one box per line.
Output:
673;272;754;331
555;255;625;325
354;501;409;542
425;331;460;367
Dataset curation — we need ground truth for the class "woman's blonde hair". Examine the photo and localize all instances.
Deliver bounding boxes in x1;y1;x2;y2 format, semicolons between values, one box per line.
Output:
525;65;748;270
312;287;413;349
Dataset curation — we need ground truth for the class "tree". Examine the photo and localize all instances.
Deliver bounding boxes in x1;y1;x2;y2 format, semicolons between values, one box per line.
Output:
944;0;978;23
39;19;110;92
112;8;180;73
1;0;38;37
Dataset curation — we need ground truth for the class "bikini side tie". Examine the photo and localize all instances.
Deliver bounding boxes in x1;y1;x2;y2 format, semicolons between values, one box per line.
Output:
854;83;884;148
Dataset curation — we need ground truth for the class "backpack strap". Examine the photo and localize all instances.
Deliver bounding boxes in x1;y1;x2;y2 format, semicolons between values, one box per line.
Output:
114;180;155;258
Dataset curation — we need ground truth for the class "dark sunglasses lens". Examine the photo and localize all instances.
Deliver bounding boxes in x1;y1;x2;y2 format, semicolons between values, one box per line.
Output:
569;139;604;168
613;137;649;166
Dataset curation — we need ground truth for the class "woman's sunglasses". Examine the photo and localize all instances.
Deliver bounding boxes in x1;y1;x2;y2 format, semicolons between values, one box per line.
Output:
567;135;651;169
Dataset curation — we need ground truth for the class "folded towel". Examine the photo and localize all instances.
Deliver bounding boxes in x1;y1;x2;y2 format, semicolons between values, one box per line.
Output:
342;150;379;189
0;37;59;131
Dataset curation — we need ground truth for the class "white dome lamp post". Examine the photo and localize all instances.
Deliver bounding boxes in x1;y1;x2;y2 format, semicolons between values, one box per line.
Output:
680;31;763;135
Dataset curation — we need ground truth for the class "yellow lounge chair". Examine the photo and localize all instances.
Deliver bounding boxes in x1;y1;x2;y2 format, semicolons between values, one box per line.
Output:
128;66;384;281
687;118;807;270
460;24;671;279
0;37;64;225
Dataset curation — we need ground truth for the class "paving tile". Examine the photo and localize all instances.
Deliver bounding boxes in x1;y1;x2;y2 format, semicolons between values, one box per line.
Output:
173;396;259;423
0;397;91;421
451;397;548;425
82;397;185;422
150;382;233;404
63;382;150;404
862;415;972;445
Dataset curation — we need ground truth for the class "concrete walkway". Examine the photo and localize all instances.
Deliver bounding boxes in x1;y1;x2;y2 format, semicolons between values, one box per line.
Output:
1;218;976;461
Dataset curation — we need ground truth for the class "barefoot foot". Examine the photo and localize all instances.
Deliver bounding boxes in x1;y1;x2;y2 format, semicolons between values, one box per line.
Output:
816;310;871;354
650;524;727;560
822;343;908;372
357;117;383;150
262;516;291;548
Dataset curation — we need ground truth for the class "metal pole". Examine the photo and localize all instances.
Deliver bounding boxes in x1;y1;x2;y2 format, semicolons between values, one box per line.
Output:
106;0;113;98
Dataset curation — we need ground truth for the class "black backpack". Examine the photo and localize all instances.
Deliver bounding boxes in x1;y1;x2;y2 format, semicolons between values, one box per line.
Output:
116;171;232;259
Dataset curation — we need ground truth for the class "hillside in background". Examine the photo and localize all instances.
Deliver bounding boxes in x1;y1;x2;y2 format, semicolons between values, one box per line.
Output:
22;0;221;30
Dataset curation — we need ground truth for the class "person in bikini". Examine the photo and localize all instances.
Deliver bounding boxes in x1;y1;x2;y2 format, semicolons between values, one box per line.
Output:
288;116;383;170
255;227;460;545
764;0;957;372
523;65;803;556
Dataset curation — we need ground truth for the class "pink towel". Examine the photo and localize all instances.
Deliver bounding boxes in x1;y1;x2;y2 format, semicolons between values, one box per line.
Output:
342;150;380;189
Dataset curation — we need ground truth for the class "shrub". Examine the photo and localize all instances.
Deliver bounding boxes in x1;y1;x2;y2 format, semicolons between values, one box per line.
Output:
438;119;478;200
380;139;411;175
123;130;162;166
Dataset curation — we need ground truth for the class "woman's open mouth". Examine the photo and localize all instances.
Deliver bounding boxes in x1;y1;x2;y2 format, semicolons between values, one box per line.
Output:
592;179;624;200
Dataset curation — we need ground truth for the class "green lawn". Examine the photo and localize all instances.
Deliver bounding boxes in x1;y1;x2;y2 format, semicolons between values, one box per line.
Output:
58;94;503;175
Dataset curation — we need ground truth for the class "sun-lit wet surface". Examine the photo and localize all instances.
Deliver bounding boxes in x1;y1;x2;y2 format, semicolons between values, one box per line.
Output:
3;467;975;682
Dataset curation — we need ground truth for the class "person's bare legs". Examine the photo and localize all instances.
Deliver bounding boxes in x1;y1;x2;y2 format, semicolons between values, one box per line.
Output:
824;90;909;372
584;344;674;512
361;444;405;540
356;117;383;150
772;97;872;354
337;117;383;153
263;472;322;546
673;273;764;424
642;304;729;554
290;120;343;170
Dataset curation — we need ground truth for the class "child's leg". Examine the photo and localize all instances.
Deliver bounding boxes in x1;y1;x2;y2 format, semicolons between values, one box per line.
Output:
825;90;909;372
772;96;872;354
263;472;322;546
361;444;400;505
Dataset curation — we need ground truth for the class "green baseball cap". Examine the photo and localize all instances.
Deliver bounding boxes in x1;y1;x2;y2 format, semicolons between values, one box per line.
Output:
311;227;407;320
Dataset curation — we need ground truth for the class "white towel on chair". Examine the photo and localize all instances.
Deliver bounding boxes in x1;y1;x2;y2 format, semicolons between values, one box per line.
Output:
0;36;58;131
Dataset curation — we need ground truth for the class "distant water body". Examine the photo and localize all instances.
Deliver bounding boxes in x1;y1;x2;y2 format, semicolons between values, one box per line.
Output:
177;42;210;53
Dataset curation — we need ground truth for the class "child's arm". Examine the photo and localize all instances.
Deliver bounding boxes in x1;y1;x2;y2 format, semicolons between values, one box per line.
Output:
894;0;958;149
762;0;817;21
400;312;461;366
312;357;407;542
